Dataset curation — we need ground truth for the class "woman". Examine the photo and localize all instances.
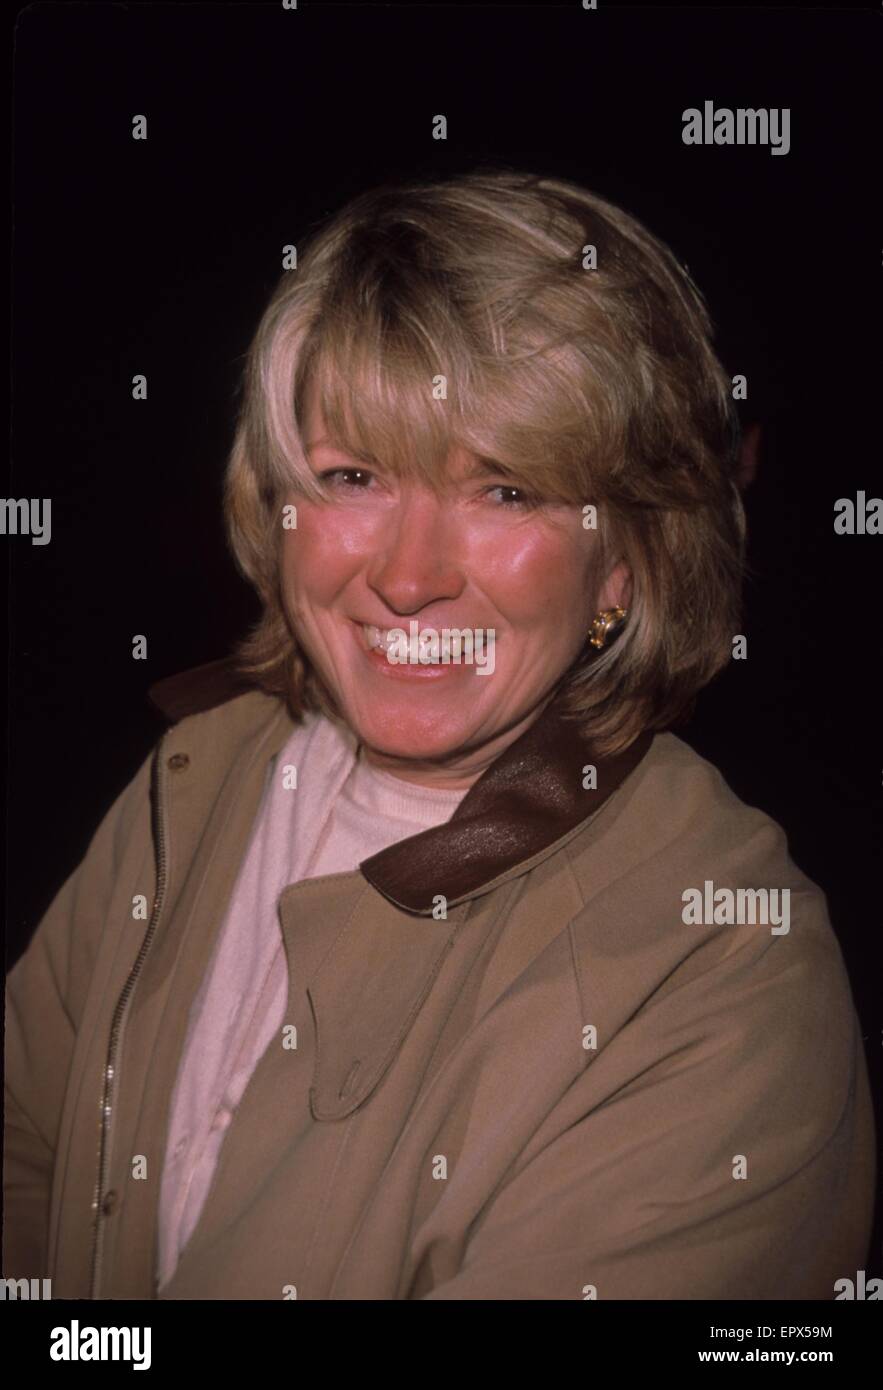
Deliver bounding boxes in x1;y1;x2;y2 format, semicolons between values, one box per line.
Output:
5;168;874;1300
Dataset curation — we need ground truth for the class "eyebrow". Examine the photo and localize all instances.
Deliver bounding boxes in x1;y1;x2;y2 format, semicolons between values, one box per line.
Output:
466;457;514;478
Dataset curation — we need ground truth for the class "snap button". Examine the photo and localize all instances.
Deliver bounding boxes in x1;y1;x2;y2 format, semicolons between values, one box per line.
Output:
100;1189;119;1216
167;753;190;772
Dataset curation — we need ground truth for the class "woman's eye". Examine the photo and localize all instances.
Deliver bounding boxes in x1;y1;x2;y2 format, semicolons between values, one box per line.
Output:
485;484;540;509
318;469;539;509
319;468;374;492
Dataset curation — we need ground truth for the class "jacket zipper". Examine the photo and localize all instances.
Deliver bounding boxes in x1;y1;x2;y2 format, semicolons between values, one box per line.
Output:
89;734;170;1298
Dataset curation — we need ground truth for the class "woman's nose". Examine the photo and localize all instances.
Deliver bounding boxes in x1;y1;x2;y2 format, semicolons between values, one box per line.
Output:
366;493;464;611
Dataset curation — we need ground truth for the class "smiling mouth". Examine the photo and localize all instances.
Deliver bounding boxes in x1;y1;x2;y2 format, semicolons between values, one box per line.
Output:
351;620;496;675
359;621;494;659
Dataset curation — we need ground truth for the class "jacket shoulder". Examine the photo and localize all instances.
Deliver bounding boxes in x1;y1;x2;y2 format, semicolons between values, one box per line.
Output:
564;728;845;996
565;730;849;1045
563;734;858;1145
569;730;809;895
146;657;299;777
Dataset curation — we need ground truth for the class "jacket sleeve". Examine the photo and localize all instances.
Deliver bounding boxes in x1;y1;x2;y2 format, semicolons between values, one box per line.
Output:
3;746;156;1280
419;900;875;1300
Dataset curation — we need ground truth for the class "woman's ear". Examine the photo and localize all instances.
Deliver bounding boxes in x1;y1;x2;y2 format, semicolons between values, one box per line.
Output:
597;560;632;613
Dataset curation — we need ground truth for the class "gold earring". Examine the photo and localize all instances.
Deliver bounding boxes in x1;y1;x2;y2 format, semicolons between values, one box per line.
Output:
587;606;627;649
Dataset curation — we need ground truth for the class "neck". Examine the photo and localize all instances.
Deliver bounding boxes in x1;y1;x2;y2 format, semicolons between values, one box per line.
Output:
354;692;558;791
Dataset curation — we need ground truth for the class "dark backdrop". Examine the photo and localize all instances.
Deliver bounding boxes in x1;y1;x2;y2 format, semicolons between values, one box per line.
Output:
8;2;881;1278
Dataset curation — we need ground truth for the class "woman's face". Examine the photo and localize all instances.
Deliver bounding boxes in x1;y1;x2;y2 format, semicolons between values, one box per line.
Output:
280;385;629;787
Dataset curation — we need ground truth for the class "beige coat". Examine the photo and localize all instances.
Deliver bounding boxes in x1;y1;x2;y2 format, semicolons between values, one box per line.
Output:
4;659;875;1299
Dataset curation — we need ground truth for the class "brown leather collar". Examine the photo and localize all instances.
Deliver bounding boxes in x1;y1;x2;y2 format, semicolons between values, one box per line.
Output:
362;701;653;911
147;657;257;724
148;658;654;913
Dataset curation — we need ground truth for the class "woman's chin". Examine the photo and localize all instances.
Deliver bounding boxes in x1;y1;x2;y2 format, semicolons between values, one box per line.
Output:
346;703;483;764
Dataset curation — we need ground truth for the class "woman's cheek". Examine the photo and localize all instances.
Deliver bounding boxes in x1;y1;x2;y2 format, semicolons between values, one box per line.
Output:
465;519;587;608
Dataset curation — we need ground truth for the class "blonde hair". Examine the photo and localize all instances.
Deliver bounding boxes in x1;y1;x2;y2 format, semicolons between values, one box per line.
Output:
223;166;746;756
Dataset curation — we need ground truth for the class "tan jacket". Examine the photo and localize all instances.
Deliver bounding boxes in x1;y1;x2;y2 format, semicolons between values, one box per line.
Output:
4;660;876;1299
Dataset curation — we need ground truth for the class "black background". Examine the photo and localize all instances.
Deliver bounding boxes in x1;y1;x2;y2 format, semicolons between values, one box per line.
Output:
7;2;881;1280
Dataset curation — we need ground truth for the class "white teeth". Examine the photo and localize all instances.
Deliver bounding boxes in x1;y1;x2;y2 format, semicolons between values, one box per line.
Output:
363;624;395;652
361;624;463;660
